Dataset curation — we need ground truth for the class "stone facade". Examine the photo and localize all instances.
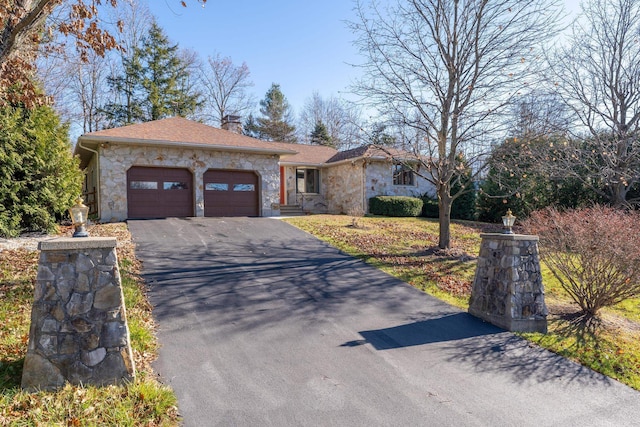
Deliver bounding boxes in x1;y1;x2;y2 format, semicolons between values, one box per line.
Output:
92;143;280;222
468;234;548;333
324;161;365;214
364;160;432;203
21;238;135;391
86;141;436;220
281;166;330;213
282;160;435;215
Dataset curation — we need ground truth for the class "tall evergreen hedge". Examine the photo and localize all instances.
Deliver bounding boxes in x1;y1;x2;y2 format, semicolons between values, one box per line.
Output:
0;105;82;237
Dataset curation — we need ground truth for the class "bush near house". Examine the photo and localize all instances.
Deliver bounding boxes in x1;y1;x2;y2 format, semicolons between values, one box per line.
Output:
369;196;423;217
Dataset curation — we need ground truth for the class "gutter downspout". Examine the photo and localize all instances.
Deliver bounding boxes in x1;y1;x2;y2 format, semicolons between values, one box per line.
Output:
76;140;100;220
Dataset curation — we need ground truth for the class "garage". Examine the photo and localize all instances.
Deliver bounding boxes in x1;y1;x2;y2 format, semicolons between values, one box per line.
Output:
204;169;259;217
127;167;194;219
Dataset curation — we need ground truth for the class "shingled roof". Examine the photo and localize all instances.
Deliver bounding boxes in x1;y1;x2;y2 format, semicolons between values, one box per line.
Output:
76;117;296;154
76;118;418;168
272;142;338;165
326;144;418;163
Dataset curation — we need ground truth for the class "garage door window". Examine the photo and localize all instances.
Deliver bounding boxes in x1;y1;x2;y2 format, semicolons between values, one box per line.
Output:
206;183;228;191
233;184;255;191
163;182;188;190
130;181;158;190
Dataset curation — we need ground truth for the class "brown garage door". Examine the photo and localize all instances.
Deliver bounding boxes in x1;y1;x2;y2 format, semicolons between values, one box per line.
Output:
127;167;193;219
204;169;259;217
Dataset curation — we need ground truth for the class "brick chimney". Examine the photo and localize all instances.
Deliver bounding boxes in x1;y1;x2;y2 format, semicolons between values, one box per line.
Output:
221;115;242;134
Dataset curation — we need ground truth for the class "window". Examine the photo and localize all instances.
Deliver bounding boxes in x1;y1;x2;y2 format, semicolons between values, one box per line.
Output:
233;184;255;192
163;182;188;190
130;181;158;190
393;164;415;186
205;183;228;191
296;169;320;193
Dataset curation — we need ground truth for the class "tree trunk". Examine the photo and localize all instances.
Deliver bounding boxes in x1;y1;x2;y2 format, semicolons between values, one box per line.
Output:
611;181;628;208
438;186;453;249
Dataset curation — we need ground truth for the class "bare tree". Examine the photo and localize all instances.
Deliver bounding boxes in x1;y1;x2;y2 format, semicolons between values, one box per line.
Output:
197;52;254;126
548;0;640;207
0;0;204;107
38;0;153;133
351;0;562;249
298;91;363;149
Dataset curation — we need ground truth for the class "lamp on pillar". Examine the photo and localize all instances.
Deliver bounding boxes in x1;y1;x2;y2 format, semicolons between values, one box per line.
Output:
502;209;516;234
69;197;89;237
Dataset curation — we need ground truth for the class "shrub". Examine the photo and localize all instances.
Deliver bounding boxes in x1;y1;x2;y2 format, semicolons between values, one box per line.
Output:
369;196;423;217
0;105;82;237
523;206;640;319
421;191;477;220
421;194;439;218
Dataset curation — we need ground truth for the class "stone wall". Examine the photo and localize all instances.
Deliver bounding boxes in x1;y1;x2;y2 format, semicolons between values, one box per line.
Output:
22;238;135;391
468;234;548;333
98;143;281;222
323;161;366;214
364;161;434;211
281;166;329;213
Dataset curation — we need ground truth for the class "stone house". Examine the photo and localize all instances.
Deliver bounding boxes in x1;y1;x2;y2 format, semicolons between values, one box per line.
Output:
75;117;434;221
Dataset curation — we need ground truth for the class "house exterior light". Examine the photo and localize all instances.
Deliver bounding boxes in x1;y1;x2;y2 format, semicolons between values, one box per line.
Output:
69;197;89;237
502;209;516;234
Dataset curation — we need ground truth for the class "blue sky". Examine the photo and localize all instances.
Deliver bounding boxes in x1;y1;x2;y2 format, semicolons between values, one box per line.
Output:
148;0;582;118
149;0;361;116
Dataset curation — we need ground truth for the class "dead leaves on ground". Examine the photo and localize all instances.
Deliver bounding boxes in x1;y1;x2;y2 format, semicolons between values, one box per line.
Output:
290;216;475;297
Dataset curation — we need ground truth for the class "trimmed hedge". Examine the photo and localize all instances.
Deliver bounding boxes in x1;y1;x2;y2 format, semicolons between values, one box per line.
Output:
421;194;439;218
369;196;423;217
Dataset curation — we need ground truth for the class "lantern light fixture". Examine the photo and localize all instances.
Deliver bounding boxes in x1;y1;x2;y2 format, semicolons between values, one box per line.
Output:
69;197;89;238
502;209;516;235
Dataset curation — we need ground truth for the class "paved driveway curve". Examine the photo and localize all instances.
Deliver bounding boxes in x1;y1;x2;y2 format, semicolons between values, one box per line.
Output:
128;217;640;427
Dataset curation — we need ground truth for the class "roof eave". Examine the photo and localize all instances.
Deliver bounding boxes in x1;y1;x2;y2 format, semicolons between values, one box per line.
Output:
279;161;332;168
77;135;297;155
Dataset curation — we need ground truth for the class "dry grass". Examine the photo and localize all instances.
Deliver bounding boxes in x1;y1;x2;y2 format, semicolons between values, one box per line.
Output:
0;223;179;426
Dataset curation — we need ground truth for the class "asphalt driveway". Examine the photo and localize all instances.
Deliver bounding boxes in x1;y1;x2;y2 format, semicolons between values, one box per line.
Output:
128;217;640;426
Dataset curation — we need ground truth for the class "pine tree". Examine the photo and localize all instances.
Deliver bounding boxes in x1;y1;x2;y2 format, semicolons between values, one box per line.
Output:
310;121;334;147
0;104;82;237
102;22;200;126
253;83;297;142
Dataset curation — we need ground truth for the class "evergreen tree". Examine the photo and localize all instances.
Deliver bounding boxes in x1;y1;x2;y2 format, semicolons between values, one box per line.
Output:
102;22;200;126
476;137;597;222
310;121;334;147
243;113;261;138
0;104;82;237
252;83;297;142
103;51;145;126
369;122;397;146
451;155;476;220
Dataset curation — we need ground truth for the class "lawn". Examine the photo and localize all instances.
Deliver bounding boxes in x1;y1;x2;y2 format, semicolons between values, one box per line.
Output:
0;224;179;426
284;214;640;391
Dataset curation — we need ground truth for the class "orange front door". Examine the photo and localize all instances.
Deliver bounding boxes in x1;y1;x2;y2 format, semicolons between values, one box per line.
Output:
280;166;286;204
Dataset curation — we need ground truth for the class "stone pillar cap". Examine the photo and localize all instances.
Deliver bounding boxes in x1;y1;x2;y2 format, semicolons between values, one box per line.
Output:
479;233;539;241
38;237;117;251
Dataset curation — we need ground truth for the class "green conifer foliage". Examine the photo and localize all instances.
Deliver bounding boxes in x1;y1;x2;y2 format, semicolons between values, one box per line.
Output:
103;22;200;126
310;121;334;147
0;105;82;237
251;83;297;142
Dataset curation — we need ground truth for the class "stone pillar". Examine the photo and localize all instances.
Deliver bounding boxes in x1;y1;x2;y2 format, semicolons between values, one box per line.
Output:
468;233;548;333
21;238;135;391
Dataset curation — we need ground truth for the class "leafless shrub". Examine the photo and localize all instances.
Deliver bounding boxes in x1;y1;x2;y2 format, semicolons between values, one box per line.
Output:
347;206;365;229
523;206;640;320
